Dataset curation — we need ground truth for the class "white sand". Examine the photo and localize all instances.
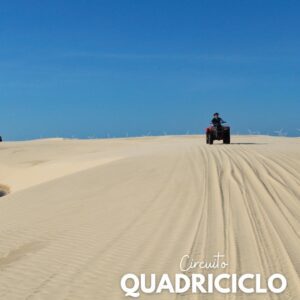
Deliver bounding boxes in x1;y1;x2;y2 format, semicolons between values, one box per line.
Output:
0;135;299;299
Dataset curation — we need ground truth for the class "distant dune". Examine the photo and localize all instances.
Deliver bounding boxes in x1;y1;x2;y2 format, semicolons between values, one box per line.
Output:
0;135;299;299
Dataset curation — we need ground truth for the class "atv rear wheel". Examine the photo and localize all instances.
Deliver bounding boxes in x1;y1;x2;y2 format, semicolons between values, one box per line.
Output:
207;134;213;144
223;137;230;144
223;129;230;144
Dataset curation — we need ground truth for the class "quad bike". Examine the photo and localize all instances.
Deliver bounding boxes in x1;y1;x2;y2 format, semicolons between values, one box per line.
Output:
206;124;230;144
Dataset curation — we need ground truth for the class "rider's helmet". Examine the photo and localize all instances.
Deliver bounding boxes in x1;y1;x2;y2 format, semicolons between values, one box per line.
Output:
213;112;219;117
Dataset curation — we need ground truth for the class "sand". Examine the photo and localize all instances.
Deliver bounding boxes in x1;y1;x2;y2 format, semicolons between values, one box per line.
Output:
0;135;299;299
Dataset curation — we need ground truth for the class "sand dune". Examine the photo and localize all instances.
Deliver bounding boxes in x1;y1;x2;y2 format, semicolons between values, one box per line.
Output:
0;135;299;299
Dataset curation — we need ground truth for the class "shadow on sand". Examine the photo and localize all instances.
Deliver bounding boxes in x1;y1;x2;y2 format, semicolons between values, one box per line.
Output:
0;191;7;197
0;185;10;197
230;142;267;145
212;142;267;145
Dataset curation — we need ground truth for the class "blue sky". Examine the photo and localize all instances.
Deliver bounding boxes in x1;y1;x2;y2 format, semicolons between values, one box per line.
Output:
0;0;299;140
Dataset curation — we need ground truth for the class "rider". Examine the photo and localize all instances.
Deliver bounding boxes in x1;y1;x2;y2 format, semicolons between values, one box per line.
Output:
211;113;226;127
